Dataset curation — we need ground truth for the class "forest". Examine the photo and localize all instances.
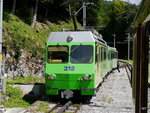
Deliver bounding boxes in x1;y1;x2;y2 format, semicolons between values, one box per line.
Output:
3;0;139;59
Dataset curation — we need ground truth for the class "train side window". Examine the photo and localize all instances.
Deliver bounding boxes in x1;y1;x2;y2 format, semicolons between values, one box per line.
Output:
104;48;107;60
47;46;68;63
95;46;98;63
101;47;103;61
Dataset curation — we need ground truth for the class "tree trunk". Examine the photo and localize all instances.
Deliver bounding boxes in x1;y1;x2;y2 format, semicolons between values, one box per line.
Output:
45;5;49;18
11;0;16;14
31;0;39;28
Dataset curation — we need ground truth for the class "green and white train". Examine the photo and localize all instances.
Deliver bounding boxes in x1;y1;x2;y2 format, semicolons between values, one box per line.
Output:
45;29;118;99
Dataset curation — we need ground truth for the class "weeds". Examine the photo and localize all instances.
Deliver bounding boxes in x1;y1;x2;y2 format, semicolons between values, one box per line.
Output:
6;75;45;84
2;85;30;108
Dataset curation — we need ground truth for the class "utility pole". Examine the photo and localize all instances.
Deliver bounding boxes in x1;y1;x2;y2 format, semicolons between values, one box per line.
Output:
83;2;94;29
112;34;116;48
127;33;130;60
83;2;86;29
69;2;94;29
0;0;4;93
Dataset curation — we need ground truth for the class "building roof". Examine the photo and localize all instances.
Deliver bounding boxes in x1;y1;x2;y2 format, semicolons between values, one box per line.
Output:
133;0;150;27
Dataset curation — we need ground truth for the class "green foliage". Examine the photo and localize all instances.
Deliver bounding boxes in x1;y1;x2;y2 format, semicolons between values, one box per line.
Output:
2;85;30;108
3;0;138;59
87;0;105;26
101;0;138;41
40;0;54;4
6;75;45;84
6;85;22;98
3;12;80;58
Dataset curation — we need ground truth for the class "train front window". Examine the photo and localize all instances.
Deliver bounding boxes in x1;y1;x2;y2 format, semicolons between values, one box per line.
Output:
47;46;68;63
70;45;93;63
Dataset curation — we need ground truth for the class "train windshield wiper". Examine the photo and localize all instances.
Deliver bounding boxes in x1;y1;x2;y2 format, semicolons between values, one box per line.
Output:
70;45;82;56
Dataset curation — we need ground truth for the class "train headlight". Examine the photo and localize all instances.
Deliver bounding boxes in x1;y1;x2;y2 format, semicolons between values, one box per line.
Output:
48;74;56;80
83;74;92;80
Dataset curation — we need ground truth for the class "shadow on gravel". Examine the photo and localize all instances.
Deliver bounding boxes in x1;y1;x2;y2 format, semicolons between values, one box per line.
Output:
23;94;42;105
22;83;46;104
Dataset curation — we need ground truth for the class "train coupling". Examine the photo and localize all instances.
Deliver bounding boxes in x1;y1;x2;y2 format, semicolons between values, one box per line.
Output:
61;90;74;99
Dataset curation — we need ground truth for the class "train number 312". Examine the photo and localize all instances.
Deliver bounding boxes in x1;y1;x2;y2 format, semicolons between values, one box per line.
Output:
64;66;75;71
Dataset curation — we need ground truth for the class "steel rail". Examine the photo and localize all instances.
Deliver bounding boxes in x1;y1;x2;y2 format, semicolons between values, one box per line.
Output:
57;101;72;113
47;103;60;113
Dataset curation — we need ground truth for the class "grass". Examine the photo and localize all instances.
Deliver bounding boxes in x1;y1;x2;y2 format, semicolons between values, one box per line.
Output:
72;104;80;107
36;102;49;113
2;76;45;108
1;85;30;108
118;59;133;64
6;75;45;84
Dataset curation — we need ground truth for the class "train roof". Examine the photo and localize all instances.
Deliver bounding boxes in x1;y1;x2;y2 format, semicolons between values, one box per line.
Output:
47;30;107;46
108;46;117;50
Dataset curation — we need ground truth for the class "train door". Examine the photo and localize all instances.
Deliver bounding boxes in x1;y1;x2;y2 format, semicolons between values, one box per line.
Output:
146;22;150;113
108;50;112;71
148;24;150;113
97;46;101;76
101;47;104;77
104;48;108;76
110;51;113;69
133;21;150;113
101;47;107;77
95;44;102;87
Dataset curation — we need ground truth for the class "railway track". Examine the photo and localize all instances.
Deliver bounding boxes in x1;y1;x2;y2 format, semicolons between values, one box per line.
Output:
48;101;82;113
117;60;132;85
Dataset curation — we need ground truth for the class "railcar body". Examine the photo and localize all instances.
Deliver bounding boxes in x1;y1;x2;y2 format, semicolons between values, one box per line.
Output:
45;30;118;99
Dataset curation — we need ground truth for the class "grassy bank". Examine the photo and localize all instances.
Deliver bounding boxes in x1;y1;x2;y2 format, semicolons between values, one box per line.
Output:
3;12;82;58
118;59;133;64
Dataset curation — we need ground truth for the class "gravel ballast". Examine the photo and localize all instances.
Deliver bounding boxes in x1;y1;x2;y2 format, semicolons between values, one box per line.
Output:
78;68;135;113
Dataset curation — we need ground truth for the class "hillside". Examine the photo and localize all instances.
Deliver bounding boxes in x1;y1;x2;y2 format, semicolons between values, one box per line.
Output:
3;12;82;77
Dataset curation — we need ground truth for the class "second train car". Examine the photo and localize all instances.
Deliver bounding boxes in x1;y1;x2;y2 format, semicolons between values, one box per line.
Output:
45;29;118;99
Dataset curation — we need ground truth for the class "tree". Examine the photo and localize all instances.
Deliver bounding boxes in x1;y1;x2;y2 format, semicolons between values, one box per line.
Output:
101;0;138;41
31;0;39;28
99;0;138;58
11;0;16;14
31;0;55;28
40;0;54;18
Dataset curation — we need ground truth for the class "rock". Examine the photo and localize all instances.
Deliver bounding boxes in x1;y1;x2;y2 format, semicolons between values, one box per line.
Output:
3;51;45;78
0;105;6;113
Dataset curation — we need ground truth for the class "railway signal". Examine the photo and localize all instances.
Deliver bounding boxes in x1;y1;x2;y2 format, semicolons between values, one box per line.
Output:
127;33;131;60
112;34;116;48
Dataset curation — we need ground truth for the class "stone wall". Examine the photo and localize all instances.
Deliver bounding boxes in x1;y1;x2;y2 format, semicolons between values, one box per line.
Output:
3;51;44;78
